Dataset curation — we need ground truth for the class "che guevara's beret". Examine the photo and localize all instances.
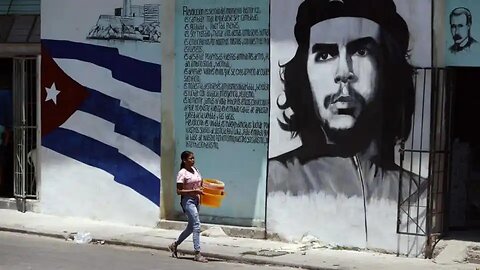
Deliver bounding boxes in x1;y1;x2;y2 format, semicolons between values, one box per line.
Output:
294;0;409;54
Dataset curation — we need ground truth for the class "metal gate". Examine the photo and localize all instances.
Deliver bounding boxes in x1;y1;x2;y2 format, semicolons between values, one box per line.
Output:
396;68;453;258
13;57;39;212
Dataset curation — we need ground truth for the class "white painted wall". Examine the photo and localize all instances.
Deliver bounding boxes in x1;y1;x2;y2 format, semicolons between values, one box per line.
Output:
39;147;159;226
268;192;426;255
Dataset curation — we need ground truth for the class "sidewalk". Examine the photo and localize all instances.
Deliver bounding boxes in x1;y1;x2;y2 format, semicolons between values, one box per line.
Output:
0;209;478;270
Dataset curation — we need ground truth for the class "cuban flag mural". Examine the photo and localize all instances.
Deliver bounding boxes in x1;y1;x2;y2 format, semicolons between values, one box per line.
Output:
40;0;162;226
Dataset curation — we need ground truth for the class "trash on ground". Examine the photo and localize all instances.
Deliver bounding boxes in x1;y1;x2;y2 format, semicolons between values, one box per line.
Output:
74;232;93;244
92;239;105;245
201;226;228;238
64;232;93;244
241;249;290;257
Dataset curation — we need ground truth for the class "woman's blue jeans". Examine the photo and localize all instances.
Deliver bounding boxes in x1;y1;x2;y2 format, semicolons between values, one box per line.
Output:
176;196;201;252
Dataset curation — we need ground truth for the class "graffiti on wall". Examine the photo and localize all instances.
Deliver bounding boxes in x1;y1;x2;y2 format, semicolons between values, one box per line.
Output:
445;0;480;66
268;0;430;253
174;0;270;226
41;0;162;226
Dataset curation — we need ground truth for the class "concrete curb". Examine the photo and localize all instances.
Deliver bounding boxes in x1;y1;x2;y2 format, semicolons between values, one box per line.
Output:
0;226;334;270
0;227;68;241
103;239;333;270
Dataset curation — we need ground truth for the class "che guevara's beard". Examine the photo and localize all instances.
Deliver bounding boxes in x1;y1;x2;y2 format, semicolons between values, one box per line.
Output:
323;84;366;118
320;91;380;155
324;95;358;117
322;87;366;135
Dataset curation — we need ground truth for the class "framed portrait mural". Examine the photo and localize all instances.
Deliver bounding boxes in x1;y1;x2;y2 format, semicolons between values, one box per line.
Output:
445;0;480;66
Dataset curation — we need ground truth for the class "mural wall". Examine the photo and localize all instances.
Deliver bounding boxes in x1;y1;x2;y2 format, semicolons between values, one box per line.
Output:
445;0;480;66
268;0;432;255
40;0;162;226
173;0;269;226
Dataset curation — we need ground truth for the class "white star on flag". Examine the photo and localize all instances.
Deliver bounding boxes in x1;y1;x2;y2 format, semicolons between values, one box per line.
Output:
45;82;60;104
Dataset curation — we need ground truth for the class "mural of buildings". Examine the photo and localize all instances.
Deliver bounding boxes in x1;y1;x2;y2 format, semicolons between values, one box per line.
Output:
87;0;161;42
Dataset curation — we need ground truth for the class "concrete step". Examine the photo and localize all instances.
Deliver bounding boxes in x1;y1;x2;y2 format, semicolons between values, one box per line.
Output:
157;219;266;239
0;198;38;212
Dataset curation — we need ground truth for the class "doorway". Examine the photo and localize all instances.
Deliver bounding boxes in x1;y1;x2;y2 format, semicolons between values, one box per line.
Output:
0;57;38;208
448;67;480;230
12;57;39;211
0;58;13;197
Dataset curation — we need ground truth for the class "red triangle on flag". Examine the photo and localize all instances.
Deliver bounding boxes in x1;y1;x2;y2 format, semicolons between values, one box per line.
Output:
41;47;89;136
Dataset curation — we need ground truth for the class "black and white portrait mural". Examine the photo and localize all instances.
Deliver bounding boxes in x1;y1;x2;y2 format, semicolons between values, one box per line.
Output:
445;1;480;66
268;0;432;255
449;7;478;54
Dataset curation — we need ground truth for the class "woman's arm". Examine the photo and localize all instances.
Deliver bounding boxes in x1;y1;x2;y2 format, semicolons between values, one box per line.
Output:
176;183;203;196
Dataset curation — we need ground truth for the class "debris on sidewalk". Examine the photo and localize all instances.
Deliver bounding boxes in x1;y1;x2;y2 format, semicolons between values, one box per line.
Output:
240;234;334;258
92;239;106;245
297;234;331;250
74;232;93;244
467;246;480;264
241;249;290;257
63;231;93;244
201;226;228;238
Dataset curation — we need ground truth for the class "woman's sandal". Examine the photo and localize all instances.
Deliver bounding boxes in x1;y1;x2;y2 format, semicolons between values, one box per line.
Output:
168;242;178;258
194;252;208;263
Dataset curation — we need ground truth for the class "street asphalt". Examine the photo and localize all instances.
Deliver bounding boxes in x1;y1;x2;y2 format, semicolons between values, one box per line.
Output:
0;231;301;270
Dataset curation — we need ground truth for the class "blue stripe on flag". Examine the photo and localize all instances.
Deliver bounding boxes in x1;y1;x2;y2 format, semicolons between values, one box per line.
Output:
78;88;161;155
42;128;160;205
78;88;119;123
41;39;161;93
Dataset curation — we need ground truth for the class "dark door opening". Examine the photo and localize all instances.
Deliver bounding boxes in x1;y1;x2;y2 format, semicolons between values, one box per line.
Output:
449;67;480;231
13;57;39;209
0;56;38;202
0;58;13;198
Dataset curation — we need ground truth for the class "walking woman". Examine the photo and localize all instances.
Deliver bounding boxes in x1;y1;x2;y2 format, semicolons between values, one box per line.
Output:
168;150;208;263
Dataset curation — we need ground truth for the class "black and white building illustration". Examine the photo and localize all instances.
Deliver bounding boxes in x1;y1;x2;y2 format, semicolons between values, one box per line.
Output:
87;0;161;42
